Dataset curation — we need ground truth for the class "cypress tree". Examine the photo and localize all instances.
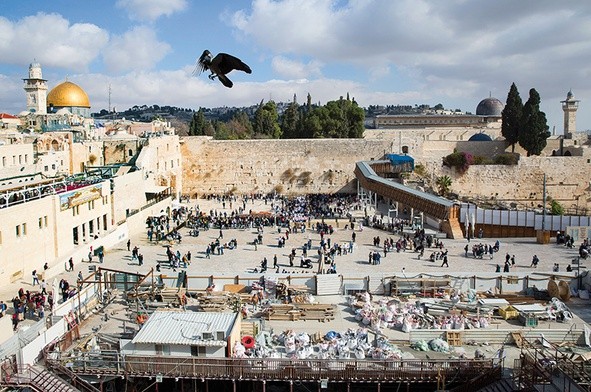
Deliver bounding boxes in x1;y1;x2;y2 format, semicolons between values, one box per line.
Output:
501;83;523;152
519;88;550;156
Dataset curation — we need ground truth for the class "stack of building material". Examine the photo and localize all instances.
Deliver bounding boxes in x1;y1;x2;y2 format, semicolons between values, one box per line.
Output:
197;292;236;312
265;304;336;322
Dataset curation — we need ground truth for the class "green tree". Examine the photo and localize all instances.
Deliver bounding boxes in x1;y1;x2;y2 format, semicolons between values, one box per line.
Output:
253;100;281;138
501;83;523;152
300;96;364;139
519;88;550;156
436;175;452;196
281;95;300;138
224;111;253;139
189;108;208;136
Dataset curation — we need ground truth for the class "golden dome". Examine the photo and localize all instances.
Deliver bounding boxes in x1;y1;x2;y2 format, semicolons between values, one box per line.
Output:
47;81;90;108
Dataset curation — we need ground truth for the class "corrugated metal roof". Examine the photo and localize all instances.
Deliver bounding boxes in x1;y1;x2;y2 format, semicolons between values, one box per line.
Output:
132;311;237;346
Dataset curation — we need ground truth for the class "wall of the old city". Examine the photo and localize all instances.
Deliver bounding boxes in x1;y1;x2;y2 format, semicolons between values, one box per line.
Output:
180;133;591;211
181;136;392;196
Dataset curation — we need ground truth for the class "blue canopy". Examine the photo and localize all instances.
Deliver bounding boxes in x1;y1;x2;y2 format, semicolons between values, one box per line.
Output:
386;154;414;171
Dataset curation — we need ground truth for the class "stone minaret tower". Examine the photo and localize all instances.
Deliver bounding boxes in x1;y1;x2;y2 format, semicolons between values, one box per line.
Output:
23;62;47;115
561;89;579;139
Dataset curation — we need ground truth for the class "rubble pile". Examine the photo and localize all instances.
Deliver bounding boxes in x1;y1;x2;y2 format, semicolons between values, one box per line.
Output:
232;328;405;360
349;292;492;333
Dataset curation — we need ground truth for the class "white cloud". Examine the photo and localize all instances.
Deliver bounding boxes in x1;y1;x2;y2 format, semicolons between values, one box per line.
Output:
0;13;108;71
102;26;171;74
116;0;188;21
230;0;591;107
271;56;323;79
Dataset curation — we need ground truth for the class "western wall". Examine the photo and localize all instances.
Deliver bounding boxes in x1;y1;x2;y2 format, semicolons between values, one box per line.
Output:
180;133;591;212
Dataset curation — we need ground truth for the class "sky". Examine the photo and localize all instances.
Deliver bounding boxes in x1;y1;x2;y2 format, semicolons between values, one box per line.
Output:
1;0;590;133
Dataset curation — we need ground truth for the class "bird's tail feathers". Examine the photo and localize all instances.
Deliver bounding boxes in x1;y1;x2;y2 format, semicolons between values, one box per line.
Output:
218;74;233;88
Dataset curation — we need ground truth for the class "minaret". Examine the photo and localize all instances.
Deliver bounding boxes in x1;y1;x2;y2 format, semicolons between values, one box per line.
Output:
23;62;47;115
561;89;579;139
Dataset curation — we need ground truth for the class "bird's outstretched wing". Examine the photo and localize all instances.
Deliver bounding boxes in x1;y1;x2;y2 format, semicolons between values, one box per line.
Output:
212;53;252;76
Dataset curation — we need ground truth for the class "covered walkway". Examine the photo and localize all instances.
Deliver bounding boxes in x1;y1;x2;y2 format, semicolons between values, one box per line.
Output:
354;159;462;237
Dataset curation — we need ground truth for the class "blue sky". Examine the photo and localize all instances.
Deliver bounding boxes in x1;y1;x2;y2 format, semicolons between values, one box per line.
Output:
1;0;591;132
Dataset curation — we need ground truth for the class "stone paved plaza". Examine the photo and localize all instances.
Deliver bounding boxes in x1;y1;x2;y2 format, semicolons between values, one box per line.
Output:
0;196;586;341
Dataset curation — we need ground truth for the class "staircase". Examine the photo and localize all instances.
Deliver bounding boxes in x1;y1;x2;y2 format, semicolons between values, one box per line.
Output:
2;365;100;392
3;365;80;392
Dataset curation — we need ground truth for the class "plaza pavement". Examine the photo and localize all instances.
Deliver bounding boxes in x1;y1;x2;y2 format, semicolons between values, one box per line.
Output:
0;197;587;343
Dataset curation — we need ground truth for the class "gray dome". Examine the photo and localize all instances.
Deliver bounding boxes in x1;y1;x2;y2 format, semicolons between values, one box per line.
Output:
476;97;504;116
468;133;492;142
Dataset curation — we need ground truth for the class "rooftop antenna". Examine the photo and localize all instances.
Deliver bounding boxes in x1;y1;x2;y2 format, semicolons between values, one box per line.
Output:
108;83;112;114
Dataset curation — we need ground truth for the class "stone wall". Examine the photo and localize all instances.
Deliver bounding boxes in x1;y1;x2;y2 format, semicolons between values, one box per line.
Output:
181;137;392;196
426;156;591;211
180;133;591;211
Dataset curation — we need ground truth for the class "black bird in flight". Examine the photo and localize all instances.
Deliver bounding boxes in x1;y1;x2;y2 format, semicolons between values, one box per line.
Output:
194;50;252;88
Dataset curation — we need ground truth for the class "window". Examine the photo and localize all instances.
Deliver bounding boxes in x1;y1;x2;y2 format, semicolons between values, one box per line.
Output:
2;157;5;167
51;164;56;170
202;332;213;340
24;155;28;164
44;166;48;172
16;223;26;237
129;149;133;157
39;217;43;229
73;227;79;245
44;216;48;227
19;155;22;164
191;346;206;357
155;345;170;355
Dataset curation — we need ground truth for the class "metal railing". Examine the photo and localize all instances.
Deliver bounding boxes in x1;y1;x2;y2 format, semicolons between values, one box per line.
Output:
0;364;99;392
45;350;497;384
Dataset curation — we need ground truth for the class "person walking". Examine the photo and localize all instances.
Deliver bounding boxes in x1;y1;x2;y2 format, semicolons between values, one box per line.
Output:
68;257;74;272
32;270;39;286
127;239;131;251
441;255;449;268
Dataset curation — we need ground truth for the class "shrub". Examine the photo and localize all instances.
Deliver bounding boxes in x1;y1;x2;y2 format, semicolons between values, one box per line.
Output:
472;155;492;165
550;200;564;215
442;150;473;174
493;153;519;165
414;164;427;177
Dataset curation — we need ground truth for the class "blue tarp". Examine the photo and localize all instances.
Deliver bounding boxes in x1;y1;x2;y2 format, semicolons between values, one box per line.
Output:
386;154;414;170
